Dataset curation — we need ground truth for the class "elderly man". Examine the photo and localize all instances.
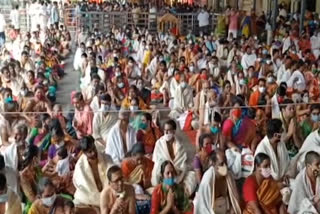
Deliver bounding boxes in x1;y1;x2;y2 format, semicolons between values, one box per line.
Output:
151;120;196;195
73;136;111;211
1;124;28;171
195;149;241;214
0;173;21;214
100;165;136;214
255;119;290;181
288;151;320;213
92;94;118;151
106;109;137;165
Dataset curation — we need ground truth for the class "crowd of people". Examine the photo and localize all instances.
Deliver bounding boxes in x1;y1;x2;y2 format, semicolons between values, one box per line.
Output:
0;1;320;214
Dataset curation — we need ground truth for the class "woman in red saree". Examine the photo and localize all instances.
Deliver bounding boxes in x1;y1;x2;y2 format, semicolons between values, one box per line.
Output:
243;153;286;214
121;143;154;189
136;112;162;154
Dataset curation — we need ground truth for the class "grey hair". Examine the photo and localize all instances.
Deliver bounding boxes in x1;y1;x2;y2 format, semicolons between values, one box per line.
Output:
37;177;54;195
14;124;28;137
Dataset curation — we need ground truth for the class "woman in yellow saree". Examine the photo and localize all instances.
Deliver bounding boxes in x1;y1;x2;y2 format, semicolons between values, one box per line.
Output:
121;143;154;189
242;153;286;214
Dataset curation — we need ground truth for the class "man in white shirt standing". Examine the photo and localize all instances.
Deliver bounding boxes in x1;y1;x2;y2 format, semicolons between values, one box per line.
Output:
197;7;209;35
10;5;20;34
0;10;6;48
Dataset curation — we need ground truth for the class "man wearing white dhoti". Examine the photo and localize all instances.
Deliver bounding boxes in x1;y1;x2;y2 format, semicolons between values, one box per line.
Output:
151;120;197;195
105;109;137;165
194;150;241;214
255;119;290;181
73;136;111;208
288;151;320;214
92;94;118;152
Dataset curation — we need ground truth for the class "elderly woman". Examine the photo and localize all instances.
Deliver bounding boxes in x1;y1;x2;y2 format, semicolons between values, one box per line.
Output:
243;153;286;214
150;161;193;214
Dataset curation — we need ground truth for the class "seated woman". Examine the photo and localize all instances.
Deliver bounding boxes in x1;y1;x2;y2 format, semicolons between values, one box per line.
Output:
20;145;42;213
151;160;193;214
193;133;214;184
121;143;153;214
23;85;52;114
122;85;148;110
32;113;51;148
243;153;286;214
136;112;163;154
121;143;154;189
28;177;68;214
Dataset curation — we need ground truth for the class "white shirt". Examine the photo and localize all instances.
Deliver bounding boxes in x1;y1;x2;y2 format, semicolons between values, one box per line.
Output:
0;14;5;32
241;53;257;70
10;10;20;29
197;11;209;27
287;69;306;91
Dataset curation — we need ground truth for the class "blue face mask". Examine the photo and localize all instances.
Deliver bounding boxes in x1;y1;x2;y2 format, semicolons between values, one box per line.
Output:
311;114;319;123
210;126;219;134
4;97;13;104
163;178;175;186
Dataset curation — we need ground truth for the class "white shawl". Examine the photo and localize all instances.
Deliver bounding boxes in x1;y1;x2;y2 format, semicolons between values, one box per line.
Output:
255;136;290;181
170;85;193;118
1;144;18;171
73;153;109;207
288;168;320;214
105;121;137;165
288;130;320;177
271;94;281;119
194;167;241;214
241;53;256;71
151;136;196;194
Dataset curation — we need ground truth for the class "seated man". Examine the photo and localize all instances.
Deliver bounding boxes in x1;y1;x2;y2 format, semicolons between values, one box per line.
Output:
92;94;118;151
100;165;136;214
288;151;320;213
151;120;196;195
2;124;28;171
0;173;21;214
106;109;137;165
195;149;241;214
255;119;290;181
28;177;65;214
73;136;111;211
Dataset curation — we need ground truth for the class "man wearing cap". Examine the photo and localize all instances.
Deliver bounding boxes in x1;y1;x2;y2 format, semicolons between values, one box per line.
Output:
106;108;137;165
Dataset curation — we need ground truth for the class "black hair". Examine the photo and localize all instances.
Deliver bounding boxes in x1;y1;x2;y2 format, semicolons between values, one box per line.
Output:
305;151;320;166
37;177;54;195
79;135;95;152
310;104;320;112
160;160;175;178
199;133;212;148
164;119;177;130
128;143;145;157
142;112;152;122
64;200;74;208
254;153;270;170
49;118;64;138
57;146;68;159
280;99;294;111
266;119;282;139
0;173;6;191
22;145;39;169
0;155;4;170
107;165;121;181
213;112;222;122
247;108;256;119
99;94;111;102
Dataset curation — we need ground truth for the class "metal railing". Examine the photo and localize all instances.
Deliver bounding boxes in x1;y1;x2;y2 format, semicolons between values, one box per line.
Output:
63;9;220;36
1;7;30;31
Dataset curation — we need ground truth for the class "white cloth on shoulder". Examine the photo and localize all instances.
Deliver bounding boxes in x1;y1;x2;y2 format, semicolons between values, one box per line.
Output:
254;136;290;181
288;168;320;214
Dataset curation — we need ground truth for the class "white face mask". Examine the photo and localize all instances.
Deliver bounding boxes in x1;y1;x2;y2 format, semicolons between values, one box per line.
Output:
258;86;266;93
267;76;274;83
181;82;187;89
303;96;309;103
189;66;195;72
100;104;110;112
57;141;65;148
164;133;174;142
0;192;8;203
168;68;174;77
130;106;139;112
41;194;57;207
137;83;143;90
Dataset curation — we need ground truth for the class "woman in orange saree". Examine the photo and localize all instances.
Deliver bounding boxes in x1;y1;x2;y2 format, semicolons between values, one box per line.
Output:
136;112;163;155
243;153;286;214
121;143;154;189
